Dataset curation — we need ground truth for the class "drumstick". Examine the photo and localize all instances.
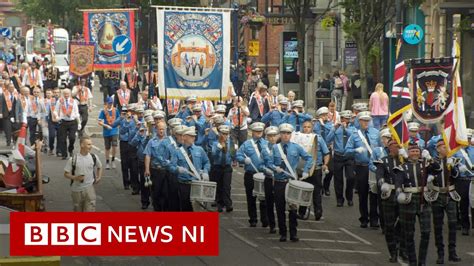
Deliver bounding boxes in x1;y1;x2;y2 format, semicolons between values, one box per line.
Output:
244;154;260;173
282;170;297;180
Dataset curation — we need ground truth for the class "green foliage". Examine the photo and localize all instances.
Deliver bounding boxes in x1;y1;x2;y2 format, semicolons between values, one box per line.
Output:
320;14;335;31
367;44;380;68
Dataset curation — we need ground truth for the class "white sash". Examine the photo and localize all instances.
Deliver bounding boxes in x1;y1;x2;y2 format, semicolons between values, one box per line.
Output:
169;136;177;149
250;139;261;159
179;147;201;180
460;149;474;175
277;144;297;179
357;130;373;155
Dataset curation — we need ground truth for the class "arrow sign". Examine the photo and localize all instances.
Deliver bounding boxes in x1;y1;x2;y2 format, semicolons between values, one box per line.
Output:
0;28;11;39
112;35;132;56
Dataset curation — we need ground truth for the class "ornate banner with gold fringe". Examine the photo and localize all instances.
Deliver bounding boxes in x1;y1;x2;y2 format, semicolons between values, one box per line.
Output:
69;42;95;76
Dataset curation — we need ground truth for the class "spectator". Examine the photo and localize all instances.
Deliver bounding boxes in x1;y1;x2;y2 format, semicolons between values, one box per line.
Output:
331;71;344;112
340;71;350;111
369;83;389;129
318;74;332;90
351;70;361;99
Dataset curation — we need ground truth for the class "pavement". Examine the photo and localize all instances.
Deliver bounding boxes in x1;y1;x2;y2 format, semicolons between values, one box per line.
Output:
5;85;474;265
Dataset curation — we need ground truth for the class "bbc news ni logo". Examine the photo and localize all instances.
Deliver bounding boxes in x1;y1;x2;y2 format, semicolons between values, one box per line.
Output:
24;223;205;245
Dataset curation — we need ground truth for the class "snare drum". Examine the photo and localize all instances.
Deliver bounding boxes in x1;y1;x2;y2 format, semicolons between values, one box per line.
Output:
190;180;217;203
252;173;265;199
285;180;314;208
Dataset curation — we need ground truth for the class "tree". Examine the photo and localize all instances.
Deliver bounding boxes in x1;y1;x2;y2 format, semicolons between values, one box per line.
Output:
286;0;332;102
341;0;395;98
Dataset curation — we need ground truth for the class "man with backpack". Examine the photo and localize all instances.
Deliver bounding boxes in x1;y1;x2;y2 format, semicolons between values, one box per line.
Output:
64;136;103;212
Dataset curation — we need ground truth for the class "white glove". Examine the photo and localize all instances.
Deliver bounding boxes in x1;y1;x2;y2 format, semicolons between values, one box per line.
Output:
447;158;454;166
244;157;252;165
377;178;385;187
399;148;408;159
178;166;186;174
264;168;273;176
355;147;365;154
301;172;309;179
275;167;284;173
421;150;431;160
217;143;223;149
397;192;408;204
459;164;468;173
78;123;82;131
201;173;209;181
427;174;435;183
381;183;391;193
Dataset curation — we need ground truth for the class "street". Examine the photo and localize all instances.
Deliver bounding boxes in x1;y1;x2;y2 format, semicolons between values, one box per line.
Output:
28;89;474;266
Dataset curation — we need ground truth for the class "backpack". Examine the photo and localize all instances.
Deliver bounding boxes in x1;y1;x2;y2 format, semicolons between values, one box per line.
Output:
334;77;343;89
70;153;97;186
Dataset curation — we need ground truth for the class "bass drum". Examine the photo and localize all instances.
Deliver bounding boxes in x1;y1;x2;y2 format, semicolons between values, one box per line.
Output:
291;132;318;176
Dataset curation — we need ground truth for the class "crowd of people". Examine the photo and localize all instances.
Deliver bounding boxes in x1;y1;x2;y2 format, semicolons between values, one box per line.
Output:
0;54;472;265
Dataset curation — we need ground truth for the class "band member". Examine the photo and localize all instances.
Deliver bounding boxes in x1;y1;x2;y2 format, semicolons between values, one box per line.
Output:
130;120;152;209
116;106;136;190
176;95;197;121
394;142;439;266
170;126;211;212
204;115;226;159
407;122;425;149
431;139;462;263
236;122;270;227
127;106;145;195
185;104;206;146
114;81;134;112
375;139;405;263
453;128;474;236
264;126;279;233
344;111;380;228
228;96;250;147
210;125;234;212
0;83;22;147
297;120;330;221
313;106;334;197
72;79;93;137
351;102;368;129
326;110;356;206
26;87;46;145
261;97;288;127
53;88;79;159
281;100;312;132
143;120;168;211
98;97;120;169
269;123;313;242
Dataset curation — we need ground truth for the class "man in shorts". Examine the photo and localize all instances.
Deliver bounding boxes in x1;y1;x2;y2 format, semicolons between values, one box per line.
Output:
98;96;120;169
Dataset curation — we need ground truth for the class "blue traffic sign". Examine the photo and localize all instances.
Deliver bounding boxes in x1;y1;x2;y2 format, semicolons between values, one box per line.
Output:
0;28;12;39
403;24;424;45
112;35;133;55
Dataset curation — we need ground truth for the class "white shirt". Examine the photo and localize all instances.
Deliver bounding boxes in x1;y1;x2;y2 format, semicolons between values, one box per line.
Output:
22;69;43;88
64;152;102;192
54;97;80;121
227;106;249;130
26;96;47;119
72;85;93;105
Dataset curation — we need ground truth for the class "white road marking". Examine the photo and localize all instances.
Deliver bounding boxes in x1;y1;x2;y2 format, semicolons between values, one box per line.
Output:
271;247;381;255
257;237;358;244
239;227;340;234
295;263;360;266
273;257;289;266
339;227;372;245
92;145;121;162
220;216;324;223
467;252;474;256
227;228;258;248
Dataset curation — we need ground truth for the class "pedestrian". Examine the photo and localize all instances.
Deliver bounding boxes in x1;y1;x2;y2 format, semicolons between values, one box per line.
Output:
326;110;356;207
369;83;389;129
98;96;119;169
116;106;136;190
313;107;333;197
344;111;380;228
72;78;93;137
227;96;250;147
210;125;234;213
0;83;22;147
53;88;80;160
270;123;313;242
26;86;46;146
263;126;279;233
64;136;103;212
236;122;270;228
332;71;344;112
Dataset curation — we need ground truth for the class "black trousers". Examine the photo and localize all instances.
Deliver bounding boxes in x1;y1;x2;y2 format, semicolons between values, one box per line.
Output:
166;171;180;211
119;141;134;188
3;115;18;145
244;171;268;225
58;120;78;157
274;181;297;237
455;179;471;229
333;155;355;203
432;194;458;256
354;165;378;224
381;194;403;256
129;147;139;192
212;165;233;208
78;105;88;133
150;168;168;211
264;176;276;229
27;117;39;145
178;182;193;212
323;154;333;192
138;160;151;206
47;119;58;152
299;169;323;216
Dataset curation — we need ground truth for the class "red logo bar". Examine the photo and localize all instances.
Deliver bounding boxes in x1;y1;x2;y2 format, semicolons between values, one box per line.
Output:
10;212;219;256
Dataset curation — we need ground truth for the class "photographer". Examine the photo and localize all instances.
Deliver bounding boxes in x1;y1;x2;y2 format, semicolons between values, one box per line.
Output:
64;136;103;212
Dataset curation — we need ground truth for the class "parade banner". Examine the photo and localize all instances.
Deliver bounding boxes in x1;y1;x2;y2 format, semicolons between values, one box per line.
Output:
82;9;136;70
156;8;231;100
33;26;50;55
410;57;454;124
69;42;95;76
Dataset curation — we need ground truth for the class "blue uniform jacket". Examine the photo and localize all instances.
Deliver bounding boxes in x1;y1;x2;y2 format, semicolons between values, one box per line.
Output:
184;115;207;146
236;138;272;173
313;121;333;142
326;124;356;155
261;109;286;127
143;136;166;168
156;136;180;171
269;142;313;180
175;107;192;121
130;131;151;161
453;146;474;178
281;112;312;132
344;127;380;164
427;135;442;158
170;144;211;181
409;134;425;149
211;139;234;166
369;146;388;173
